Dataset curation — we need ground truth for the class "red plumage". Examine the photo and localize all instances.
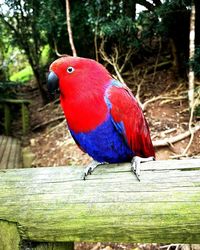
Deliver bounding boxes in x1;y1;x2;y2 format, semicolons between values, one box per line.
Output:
48;56;155;167
108;85;155;158
50;57;111;132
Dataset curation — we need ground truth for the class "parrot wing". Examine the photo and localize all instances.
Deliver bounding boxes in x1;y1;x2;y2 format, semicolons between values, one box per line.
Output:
106;80;155;158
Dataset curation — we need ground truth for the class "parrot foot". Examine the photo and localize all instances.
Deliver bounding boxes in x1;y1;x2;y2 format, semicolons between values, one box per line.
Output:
131;156;155;181
82;161;105;180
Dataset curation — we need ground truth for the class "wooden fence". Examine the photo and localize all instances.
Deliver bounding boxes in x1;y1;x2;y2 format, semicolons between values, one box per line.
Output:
0;159;200;249
0;98;30;135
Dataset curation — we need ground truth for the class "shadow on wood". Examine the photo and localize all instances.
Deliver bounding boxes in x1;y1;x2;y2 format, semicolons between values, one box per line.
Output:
0;159;200;248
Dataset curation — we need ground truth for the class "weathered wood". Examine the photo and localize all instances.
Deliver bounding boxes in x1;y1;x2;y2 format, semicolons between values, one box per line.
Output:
0;221;20;250
0;98;31;135
0;136;6;164
0;159;200;244
0;136;12;168
21;102;30;135
0;136;22;169
0;98;31;104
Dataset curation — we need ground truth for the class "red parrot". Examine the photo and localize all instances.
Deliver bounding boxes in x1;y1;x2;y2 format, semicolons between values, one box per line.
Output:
47;56;155;180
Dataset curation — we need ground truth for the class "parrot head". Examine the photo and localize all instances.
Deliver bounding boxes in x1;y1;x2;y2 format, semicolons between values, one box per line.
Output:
47;56;112;99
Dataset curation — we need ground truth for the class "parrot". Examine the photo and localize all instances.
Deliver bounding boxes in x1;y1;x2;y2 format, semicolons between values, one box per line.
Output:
47;56;155;181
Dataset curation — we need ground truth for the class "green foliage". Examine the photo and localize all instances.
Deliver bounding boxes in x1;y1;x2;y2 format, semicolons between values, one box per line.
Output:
0;0;196;84
37;0;68;55
40;45;51;67
136;11;159;41
194;106;200;118
85;0;137;46
71;1;94;57
10;66;33;83
157;0;190;35
0;20;13;80
0;0;52;103
0;82;19;99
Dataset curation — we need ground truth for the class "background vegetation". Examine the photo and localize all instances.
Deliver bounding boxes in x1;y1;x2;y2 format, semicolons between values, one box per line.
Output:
0;0;200;148
0;1;199;87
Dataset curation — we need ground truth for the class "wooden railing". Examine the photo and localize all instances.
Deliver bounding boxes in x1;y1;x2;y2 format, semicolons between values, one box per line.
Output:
0;159;200;249
0;98;31;135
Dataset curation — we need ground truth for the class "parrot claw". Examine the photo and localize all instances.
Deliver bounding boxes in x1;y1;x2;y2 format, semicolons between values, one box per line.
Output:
131;156;155;181
82;161;106;180
82;166;93;180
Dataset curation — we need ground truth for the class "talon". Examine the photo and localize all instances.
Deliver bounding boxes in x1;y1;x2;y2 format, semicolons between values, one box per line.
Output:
134;170;141;182
82;161;105;180
131;164;140;181
82;167;92;180
131;156;154;181
82;174;86;181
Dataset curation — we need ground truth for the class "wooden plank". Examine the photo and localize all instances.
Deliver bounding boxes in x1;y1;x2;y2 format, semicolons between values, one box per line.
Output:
7;139;18;169
0;136;22;169
0;135;4;147
0;159;200;243
0;136;5;162
0;98;31;104
0;137;12;169
0;136;6;160
0;136;8;169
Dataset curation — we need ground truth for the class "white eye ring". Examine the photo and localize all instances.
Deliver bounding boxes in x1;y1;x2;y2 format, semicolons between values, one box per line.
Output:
67;66;75;74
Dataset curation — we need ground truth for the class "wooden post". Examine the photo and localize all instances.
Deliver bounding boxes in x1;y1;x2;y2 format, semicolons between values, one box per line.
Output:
0;221;20;250
0;159;200;244
21;103;30;135
4;104;11;135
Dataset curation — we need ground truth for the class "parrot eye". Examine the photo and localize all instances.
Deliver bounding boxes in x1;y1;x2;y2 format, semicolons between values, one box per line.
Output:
67;66;75;74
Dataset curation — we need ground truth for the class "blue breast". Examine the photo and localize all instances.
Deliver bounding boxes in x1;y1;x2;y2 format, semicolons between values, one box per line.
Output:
70;115;134;163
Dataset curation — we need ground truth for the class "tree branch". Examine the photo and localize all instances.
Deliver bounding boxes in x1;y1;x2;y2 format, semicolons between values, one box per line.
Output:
136;0;155;11
66;0;77;57
153;124;200;147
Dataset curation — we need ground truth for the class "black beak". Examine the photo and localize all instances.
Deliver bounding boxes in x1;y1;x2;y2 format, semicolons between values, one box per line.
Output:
47;71;59;93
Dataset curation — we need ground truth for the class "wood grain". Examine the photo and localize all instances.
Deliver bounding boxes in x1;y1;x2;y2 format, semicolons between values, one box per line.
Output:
0;136;22;169
0;159;200;243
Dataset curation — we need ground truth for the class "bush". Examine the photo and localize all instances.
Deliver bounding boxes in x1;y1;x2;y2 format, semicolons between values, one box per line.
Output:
10;66;34;83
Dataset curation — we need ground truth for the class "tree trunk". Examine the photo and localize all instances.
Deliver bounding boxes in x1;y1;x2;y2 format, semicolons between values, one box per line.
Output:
188;2;195;110
32;66;48;105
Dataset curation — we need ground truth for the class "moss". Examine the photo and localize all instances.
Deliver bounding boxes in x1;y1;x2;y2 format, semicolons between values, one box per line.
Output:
0;220;20;250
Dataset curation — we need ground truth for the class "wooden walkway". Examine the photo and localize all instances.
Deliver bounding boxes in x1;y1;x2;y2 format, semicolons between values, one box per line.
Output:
0;135;22;169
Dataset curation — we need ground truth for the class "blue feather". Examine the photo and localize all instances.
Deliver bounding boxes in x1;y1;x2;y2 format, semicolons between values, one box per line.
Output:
70;115;134;163
69;79;136;163
104;79;126;136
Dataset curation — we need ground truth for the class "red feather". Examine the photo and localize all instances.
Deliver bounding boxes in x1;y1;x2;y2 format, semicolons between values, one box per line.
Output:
108;85;155;158
50;57;112;133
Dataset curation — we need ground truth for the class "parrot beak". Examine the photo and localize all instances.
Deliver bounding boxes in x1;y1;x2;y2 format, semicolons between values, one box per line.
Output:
47;71;59;93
